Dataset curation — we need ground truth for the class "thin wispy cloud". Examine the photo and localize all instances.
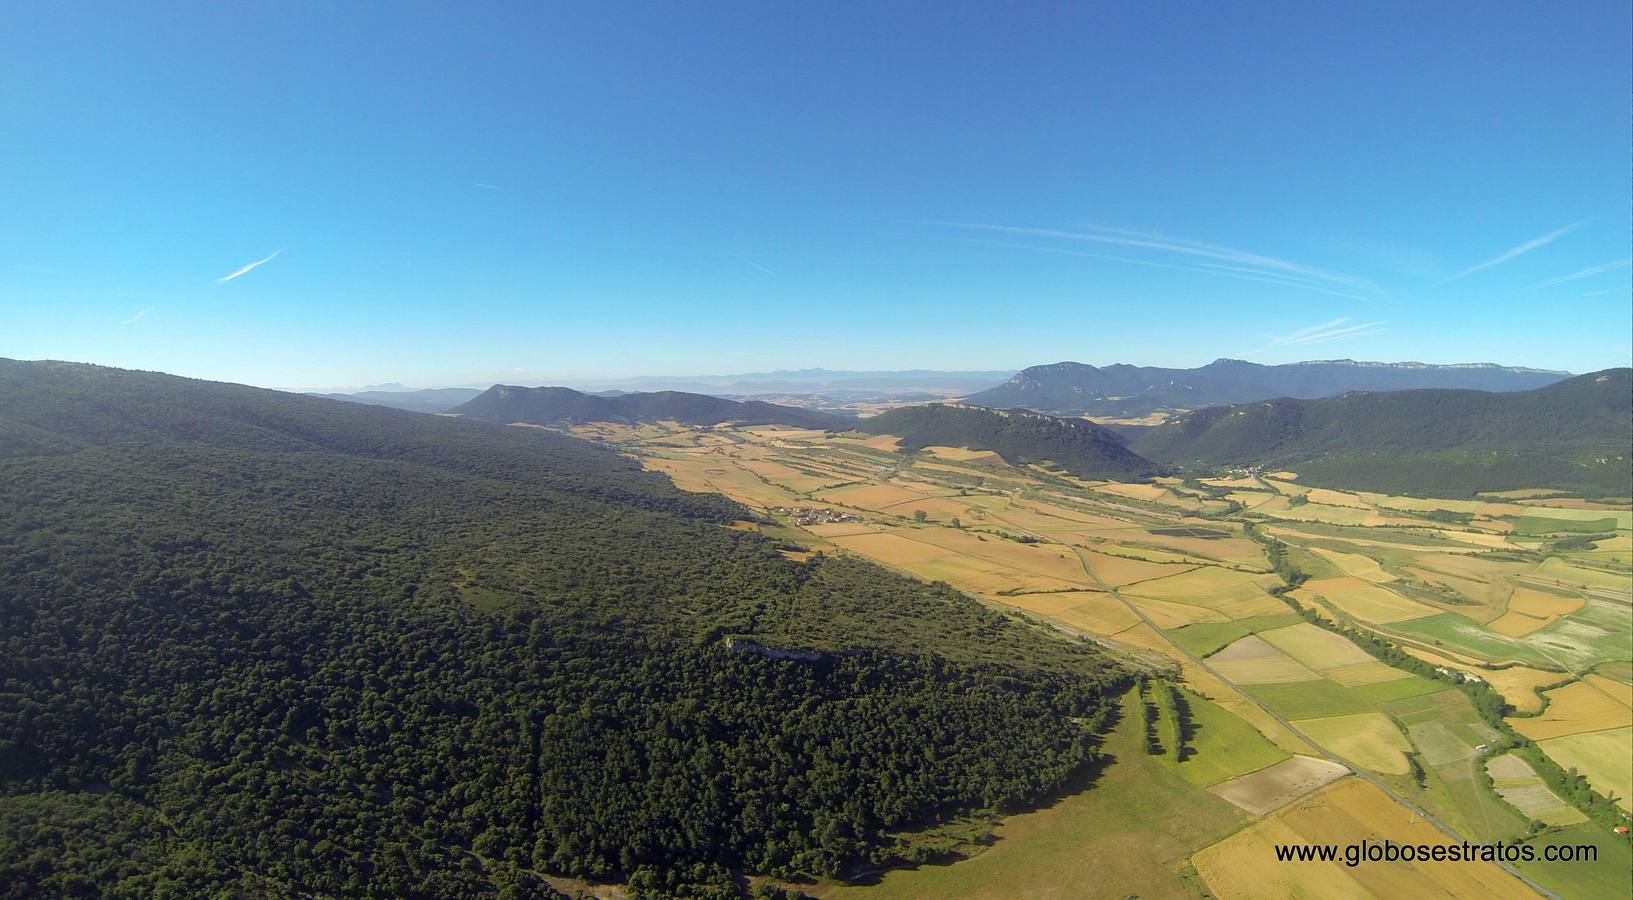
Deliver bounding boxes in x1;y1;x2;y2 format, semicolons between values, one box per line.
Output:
1580;286;1628;298
1270;318;1387;347
120;307;150;326
472;182;512;192
1529;258;1630;289
747;261;776;276
1239;316;1386;357
217;250;283;283
1435;221;1586;285
917;220;1385;296
15;264;67;275
903;232;1375;302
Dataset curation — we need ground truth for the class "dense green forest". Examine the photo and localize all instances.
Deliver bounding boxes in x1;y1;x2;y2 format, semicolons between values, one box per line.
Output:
1130;369;1633;496
0;361;1127;898
451;384;844;429
854;403;1161;481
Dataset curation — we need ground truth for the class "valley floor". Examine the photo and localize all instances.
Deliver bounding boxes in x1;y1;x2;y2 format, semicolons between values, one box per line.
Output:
579;420;1633;899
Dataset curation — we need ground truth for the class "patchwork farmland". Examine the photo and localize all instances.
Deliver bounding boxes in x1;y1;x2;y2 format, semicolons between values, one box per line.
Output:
571;420;1631;899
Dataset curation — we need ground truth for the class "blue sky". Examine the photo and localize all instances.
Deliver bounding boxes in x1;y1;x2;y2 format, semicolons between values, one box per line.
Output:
2;1;1628;389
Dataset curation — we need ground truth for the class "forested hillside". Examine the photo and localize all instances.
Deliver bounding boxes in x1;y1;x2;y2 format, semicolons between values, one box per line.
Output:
855;403;1161;481
1131;369;1633;496
451;384;844;429
0;360;1126;897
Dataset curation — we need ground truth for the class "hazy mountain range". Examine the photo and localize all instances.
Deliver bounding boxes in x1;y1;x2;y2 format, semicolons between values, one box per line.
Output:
965;359;1572;417
450;384;847;429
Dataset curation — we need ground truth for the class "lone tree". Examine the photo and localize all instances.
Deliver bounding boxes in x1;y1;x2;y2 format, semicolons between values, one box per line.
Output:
913;510;927;523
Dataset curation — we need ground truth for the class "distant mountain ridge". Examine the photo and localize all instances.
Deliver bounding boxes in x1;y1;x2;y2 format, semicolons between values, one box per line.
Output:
964;358;1572;416
856;403;1161;481
1129;369;1633;496
450;384;847;428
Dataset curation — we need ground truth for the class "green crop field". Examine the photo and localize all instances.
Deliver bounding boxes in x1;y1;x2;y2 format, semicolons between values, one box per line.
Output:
1351;674;1446;704
1390;614;1550;664
1246;680;1371;719
1510;515;1621;535
1168;614;1305;657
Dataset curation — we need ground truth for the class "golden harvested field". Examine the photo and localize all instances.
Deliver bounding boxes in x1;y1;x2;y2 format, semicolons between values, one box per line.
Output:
1362;493;1486;515
1508;677;1633;741
906;527;1092;583
1527;557;1633;594
844;433;902;451
1092;482;1173;502
1122;566;1281;605
1489;588;1585;637
1538;727;1632;812
1262;478;1310;496
803;521;877;537
1479;666;1575;714
1208;635;1321;684
876;496;982;520
735;457;843;492
1292;713;1412;774
1310;547;1395;582
1122;595;1232;628
1192;778;1535;899
1432;529;1520;549
1076;550;1192;588
1019;591;1143;635
1324;660;1415;688
1202;476;1263;489
922;444;1010;466
1258;623;1376;671
1206;756;1349;816
1292;576;1439;623
816;482;930;509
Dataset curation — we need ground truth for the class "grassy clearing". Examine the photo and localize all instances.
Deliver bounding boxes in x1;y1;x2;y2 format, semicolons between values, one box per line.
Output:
820;689;1247;900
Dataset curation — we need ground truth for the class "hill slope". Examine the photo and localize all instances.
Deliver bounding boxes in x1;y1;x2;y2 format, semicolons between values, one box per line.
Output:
856;403;1162;481
966;359;1570;416
309;386;483;413
1129;369;1633;496
451;384;846;428
0;360;1125;896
